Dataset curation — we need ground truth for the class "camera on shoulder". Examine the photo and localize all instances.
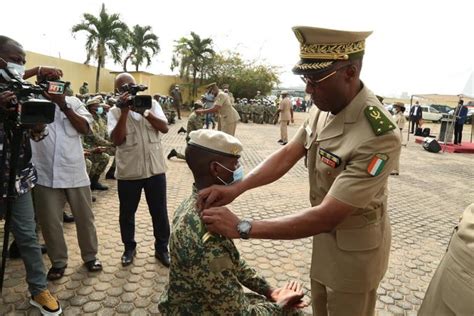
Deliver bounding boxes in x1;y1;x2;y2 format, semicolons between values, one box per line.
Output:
117;83;152;110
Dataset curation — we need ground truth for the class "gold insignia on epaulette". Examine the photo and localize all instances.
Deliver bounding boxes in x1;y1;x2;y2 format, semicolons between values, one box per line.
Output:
364;106;396;136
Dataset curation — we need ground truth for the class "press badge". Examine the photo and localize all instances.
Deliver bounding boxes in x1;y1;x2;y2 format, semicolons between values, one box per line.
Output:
319;148;341;168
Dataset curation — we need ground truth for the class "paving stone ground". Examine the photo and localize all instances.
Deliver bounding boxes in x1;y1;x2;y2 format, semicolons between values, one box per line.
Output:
0;111;473;315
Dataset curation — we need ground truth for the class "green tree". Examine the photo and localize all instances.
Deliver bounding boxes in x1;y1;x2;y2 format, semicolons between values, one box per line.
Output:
72;3;128;92
123;24;160;72
207;51;280;98
171;32;215;98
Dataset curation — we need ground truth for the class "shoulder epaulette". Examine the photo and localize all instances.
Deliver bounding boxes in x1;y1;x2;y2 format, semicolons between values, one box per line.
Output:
364;105;396;136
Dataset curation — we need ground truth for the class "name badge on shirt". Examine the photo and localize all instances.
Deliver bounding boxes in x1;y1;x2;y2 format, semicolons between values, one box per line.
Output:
319;148;341;168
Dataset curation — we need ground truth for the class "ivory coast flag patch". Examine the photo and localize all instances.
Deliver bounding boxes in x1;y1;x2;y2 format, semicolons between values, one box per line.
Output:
367;154;389;176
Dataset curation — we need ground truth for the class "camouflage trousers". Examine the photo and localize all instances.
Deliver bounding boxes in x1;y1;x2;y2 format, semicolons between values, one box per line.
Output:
89;152;110;178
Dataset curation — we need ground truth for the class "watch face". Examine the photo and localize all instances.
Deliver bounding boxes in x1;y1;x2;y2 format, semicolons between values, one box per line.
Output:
238;221;251;233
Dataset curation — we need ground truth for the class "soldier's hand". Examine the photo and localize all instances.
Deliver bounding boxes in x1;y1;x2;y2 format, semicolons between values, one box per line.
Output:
200;206;240;239
197;184;239;209
270;280;307;308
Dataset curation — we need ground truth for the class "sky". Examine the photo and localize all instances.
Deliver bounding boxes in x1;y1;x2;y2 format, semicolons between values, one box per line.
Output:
2;0;473;98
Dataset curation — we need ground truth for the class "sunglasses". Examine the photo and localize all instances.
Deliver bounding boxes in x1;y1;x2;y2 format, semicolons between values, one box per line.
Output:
300;63;352;86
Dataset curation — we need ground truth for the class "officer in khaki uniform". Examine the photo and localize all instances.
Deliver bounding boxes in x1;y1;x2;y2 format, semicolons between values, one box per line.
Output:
196;83;240;136
418;203;474;316
198;26;401;316
274;91;294;145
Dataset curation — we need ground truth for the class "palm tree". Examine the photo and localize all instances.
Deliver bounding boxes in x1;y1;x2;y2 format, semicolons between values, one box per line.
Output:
171;32;215;98
71;3;128;92
123;25;160;72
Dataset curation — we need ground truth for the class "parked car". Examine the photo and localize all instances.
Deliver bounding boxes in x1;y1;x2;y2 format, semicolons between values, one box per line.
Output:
430;104;453;119
404;105;443;122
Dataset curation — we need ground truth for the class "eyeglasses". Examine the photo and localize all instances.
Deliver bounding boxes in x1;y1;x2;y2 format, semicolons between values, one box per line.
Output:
300;63;352;86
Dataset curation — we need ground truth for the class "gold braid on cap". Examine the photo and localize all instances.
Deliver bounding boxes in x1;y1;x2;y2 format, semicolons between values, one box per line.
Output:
300;40;365;60
294;61;334;70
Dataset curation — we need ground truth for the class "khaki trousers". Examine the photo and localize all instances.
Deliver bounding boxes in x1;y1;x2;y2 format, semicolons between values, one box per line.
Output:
34;185;98;268
280;120;289;142
311;279;376;316
221;121;237;136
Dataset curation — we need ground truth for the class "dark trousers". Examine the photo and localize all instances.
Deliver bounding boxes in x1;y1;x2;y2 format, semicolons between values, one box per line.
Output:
118;174;170;253
454;123;464;144
175;104;181;119
410;118;420;133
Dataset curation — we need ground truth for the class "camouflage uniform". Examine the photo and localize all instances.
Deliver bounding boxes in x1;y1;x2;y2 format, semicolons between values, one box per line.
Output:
162;97;176;124
83;115;114;178
158;188;301;315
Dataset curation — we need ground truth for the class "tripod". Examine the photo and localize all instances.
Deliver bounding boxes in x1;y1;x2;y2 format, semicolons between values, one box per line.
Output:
0;120;24;293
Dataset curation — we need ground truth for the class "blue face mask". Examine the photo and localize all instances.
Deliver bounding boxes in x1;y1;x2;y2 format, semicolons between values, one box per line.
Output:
96;106;104;115
215;162;244;185
205;92;215;102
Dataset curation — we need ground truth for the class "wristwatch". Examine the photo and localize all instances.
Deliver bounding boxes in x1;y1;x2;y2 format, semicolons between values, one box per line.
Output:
143;109;151;117
237;219;252;239
61;102;72;112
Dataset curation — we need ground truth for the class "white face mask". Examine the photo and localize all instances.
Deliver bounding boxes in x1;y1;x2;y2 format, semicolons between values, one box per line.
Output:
215;162;244;185
0;58;25;81
96;106;104;115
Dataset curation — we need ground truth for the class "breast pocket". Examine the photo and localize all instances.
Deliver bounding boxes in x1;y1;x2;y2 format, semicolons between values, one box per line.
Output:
63;118;79;137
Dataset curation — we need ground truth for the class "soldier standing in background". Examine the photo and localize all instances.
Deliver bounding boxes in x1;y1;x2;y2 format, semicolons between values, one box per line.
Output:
171;85;183;120
79;81;89;95
274;91;293;145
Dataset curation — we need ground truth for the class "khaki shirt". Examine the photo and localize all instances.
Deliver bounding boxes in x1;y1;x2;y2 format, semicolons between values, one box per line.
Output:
215;90;240;124
279;97;292;121
293;84;400;293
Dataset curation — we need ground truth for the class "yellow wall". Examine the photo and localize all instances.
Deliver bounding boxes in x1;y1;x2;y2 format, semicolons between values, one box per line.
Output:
25;51;194;102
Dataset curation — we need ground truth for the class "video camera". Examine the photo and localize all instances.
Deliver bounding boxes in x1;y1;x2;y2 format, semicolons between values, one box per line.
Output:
0;80;56;125
117;83;152;110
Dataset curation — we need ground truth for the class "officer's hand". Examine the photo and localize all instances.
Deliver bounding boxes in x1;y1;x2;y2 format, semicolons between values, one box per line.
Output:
200;206;240;239
0;91;17;110
197;184;239;209
270;280;306;308
83;150;91;157
43;92;67;109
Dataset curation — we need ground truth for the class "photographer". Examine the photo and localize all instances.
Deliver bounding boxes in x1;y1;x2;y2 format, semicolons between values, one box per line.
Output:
30;60;102;281
108;72;170;267
0;35;61;315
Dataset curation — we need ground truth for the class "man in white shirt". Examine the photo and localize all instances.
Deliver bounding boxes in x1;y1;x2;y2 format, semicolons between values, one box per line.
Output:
31;73;102;281
108;73;171;267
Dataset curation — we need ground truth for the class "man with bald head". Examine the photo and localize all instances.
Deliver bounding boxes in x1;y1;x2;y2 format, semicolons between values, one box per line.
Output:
108;73;171;267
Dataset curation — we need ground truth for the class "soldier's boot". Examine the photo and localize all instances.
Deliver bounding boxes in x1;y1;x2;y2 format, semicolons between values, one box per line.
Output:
167;149;178;160
90;175;109;191
177;127;187;134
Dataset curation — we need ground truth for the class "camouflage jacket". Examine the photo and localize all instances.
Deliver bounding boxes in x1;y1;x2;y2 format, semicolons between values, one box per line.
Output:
83;114;114;150
185;112;204;142
158;187;285;315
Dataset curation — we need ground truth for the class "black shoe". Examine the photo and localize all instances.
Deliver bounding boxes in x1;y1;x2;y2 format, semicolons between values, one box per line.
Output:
121;249;136;267
90;181;109;191
167;149;178;160
280;141;288;145
155;251;170;268
40;244;47;254
8;241;20;259
390;172;399;176
177;127;187;134
92;196;97;203
277;139;283;143
63;212;75;223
